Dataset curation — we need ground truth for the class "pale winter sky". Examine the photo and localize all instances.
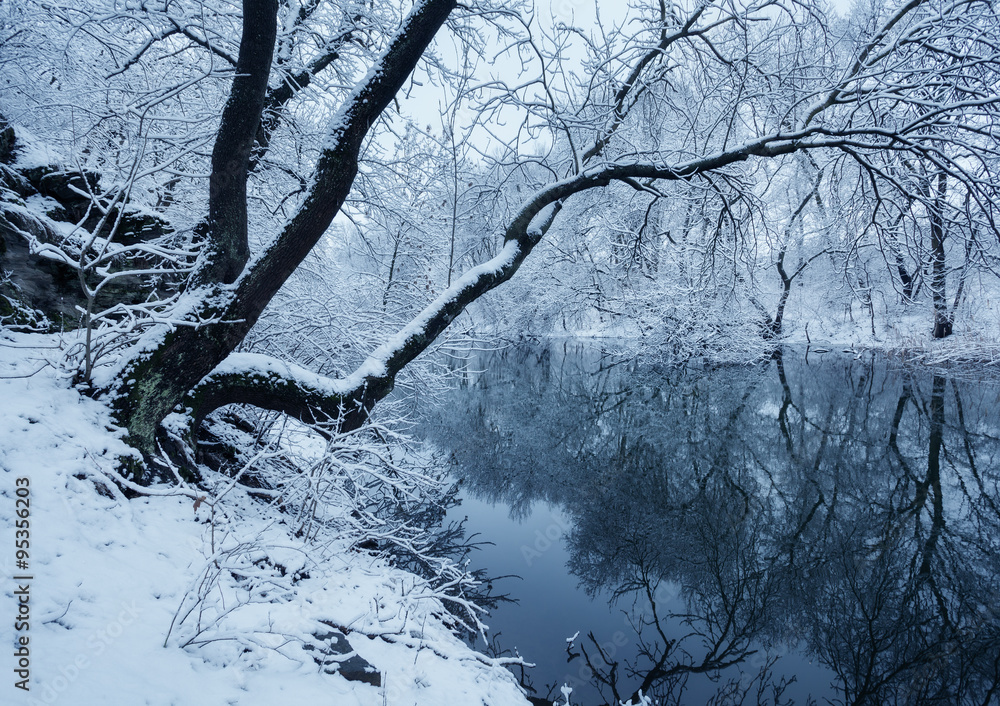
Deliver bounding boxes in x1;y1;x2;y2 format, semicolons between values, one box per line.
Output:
399;0;857;156
545;0;855;24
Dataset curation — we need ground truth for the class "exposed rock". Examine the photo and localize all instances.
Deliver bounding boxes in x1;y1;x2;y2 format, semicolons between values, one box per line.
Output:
0;165;33;198
0;116;14;164
302;624;381;687
0;120;176;330
0;203;80;328
38;168;99;202
0;130;15;165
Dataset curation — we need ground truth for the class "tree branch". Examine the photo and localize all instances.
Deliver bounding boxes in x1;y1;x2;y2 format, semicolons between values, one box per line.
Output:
250;23;360;170
108;0;459;470
234;0;458;317
184;353;382;433
167;18;240;67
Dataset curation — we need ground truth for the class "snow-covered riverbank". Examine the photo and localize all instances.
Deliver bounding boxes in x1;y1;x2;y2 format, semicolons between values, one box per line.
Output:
0;333;529;706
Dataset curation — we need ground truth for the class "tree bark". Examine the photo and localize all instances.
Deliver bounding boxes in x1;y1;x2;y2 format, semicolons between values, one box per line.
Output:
929;172;952;338
197;0;279;286
107;0;458;476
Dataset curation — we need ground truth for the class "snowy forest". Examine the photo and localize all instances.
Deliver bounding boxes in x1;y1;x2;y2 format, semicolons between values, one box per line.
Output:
1;0;999;704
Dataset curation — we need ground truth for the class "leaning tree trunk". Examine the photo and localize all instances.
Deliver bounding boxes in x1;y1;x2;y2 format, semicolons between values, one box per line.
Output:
105;0;459;478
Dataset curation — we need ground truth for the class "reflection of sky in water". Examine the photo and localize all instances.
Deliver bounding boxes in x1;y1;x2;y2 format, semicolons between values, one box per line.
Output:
449;486;834;705
450;494;641;699
419;343;1000;706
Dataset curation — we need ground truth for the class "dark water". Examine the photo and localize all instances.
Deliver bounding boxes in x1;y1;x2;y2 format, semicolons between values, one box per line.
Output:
417;342;1000;706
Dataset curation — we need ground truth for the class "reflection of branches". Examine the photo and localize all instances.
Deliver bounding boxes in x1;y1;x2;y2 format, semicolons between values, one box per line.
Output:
429;344;1000;704
572;555;800;706
568;496;786;705
950;380;1000;522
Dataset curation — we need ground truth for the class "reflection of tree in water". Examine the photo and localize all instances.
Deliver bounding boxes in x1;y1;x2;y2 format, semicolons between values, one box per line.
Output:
425;344;1000;705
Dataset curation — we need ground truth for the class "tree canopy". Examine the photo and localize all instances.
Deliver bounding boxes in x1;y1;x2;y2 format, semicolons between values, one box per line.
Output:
1;0;999;479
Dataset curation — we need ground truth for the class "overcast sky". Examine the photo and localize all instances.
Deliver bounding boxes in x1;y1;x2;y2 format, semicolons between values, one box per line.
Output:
399;0;858;156
544;0;855;24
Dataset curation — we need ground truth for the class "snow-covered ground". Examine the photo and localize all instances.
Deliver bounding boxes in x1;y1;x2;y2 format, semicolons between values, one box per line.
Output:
0;333;529;706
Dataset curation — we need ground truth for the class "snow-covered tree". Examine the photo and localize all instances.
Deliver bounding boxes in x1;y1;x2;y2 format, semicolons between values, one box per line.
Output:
1;0;999;481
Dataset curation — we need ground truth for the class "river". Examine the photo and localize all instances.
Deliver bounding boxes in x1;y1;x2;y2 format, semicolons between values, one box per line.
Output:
416;342;1000;706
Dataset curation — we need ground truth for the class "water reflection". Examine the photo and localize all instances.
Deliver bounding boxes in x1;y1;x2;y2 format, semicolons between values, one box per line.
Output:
421;344;1000;705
